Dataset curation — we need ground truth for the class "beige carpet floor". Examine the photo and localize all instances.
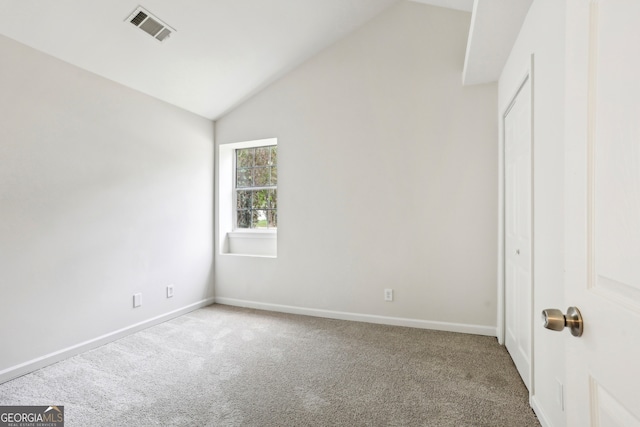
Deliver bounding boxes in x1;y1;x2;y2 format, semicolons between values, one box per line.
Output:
0;304;539;426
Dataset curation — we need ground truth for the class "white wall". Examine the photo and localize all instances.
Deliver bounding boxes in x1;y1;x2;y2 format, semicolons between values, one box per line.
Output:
0;35;214;381
215;1;498;333
499;1;566;426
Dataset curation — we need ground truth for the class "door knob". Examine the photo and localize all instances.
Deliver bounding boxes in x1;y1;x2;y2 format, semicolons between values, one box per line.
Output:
541;307;583;337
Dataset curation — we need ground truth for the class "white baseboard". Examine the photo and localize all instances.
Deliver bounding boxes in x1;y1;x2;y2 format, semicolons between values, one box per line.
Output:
0;297;215;385
1;297;497;385
531;395;553;427
214;297;497;337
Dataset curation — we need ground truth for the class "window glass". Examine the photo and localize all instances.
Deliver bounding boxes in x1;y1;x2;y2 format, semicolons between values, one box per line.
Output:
235;145;277;229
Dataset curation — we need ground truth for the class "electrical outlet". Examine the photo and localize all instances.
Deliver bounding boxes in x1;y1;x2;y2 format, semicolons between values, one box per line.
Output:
384;288;393;302
167;284;174;298
133;293;142;308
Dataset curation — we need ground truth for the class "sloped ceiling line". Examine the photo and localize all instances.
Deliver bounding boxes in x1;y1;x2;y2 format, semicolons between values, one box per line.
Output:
0;0;525;117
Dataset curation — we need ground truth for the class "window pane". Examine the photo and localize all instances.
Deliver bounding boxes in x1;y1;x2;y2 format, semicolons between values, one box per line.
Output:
237;190;251;210
237;148;254;168
252;210;268;228
268;189;277;209
267;210;277;228
237;210;251;228
253;189;268;209
234;144;277;231
253;167;270;187
237;168;252;187
255;147;270;166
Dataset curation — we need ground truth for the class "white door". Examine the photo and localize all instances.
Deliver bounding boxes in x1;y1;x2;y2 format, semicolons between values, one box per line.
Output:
504;76;532;391
564;0;640;424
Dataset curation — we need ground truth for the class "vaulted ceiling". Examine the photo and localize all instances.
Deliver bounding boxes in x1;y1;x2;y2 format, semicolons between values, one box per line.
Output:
0;0;530;120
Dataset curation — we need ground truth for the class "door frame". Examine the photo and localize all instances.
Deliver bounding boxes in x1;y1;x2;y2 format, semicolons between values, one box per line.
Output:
498;55;535;395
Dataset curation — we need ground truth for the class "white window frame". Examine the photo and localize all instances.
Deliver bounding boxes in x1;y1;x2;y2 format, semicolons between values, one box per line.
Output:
218;138;277;257
233;144;277;231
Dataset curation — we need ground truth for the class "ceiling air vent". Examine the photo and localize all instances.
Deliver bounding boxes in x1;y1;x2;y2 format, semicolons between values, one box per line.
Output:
126;6;175;42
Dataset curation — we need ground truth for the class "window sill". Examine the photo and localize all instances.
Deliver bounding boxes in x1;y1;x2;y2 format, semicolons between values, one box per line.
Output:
228;230;277;239
224;231;277;257
220;253;277;259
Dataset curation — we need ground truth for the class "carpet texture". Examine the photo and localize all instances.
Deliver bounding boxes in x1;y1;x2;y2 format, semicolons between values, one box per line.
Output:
0;305;539;426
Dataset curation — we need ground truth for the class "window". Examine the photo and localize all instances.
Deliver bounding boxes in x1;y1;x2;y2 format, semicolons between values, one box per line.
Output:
218;138;277;257
235;145;277;229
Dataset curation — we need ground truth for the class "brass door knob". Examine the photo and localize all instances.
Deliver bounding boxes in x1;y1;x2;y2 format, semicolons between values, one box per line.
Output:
542;307;583;337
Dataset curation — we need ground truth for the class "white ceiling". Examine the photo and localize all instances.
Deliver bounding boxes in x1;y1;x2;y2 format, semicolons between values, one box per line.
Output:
462;0;534;85
0;0;512;120
0;0;402;119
